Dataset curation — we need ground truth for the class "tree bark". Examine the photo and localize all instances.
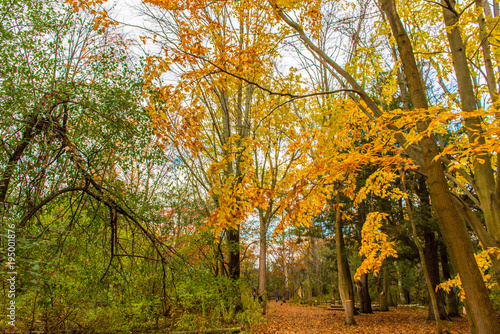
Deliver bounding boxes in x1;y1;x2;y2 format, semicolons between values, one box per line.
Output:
423;231;447;320
284;257;290;300
451;195;500;284
0;112;40;206
227;226;240;280
475;0;498;102
395;262;408;305
386;270;395;308
258;210;268;314
439;240;460;317
356;272;372;313
280;233;290;300
335;194;356;325
380;265;389;312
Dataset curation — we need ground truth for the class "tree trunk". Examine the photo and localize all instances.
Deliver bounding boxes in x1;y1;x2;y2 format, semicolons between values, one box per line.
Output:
424;231;447;320
439;241;460;317
218;82;241;283
281;234;290;300
380;265;389;312
402;178;443;334
417;174;446;321
453;197;500;284
387;270;395;308
307;268;312;306
310;235;318;299
441;0;500;243
356;272;372;313
395;262;408;305
379;0;500;332
258;213;267;315
335;194;356;325
284;260;289;300
0;112;39;206
227;226;240;280
475;0;498;102
331;274;337;305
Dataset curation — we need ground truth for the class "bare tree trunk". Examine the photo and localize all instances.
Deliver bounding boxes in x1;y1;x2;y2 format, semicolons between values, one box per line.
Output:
392;45;411;111
284;259;289;300
331;274;337;305
439;241;460;317
335;194;356;325
314;242;324;302
386;269;395;307
380;265;389;312
356;272;372;313
258;210;269;314
395;262;408;305
411;225;443;334
424;231;447;320
453;198;500;284
416;177;446;320
227;226;240;280
307;264;312;306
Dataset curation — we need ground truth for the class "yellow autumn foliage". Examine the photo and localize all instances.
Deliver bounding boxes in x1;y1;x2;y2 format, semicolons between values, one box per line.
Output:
354;212;398;281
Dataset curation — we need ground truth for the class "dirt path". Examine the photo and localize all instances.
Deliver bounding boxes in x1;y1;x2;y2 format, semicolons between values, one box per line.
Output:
251;301;469;333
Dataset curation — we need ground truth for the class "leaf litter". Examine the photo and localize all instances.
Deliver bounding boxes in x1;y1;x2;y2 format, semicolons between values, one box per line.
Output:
251;301;469;333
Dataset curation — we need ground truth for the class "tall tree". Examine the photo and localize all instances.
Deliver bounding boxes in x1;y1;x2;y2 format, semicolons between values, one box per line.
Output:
379;0;500;331
267;0;500;331
142;0;301;288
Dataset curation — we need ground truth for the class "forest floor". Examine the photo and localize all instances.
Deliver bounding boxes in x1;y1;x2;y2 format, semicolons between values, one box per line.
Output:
251;301;469;333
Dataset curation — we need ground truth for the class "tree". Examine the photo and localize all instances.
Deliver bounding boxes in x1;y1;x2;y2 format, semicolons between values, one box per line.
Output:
9;0;500;331
142;0;301;294
0;0;159;231
267;0;500;331
254;119;300;313
379;1;499;331
0;1;180;332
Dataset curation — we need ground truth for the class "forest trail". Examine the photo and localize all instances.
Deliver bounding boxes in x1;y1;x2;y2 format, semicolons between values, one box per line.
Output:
251;301;469;333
